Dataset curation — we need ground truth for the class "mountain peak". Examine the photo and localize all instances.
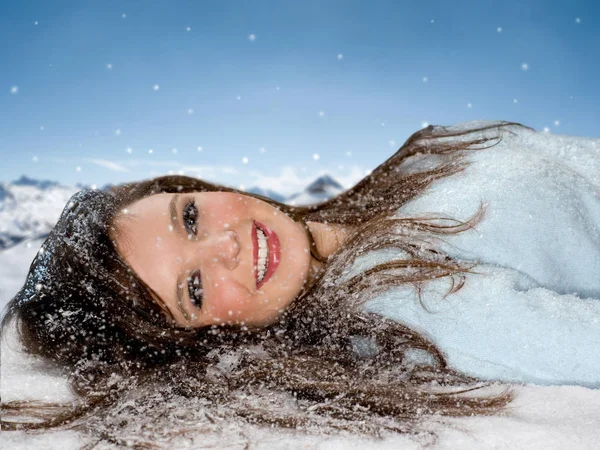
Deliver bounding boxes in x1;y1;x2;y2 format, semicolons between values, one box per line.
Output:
12;175;60;190
245;186;286;203
305;174;343;194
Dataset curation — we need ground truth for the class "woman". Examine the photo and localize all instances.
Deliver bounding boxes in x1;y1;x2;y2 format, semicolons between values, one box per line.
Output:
2;120;599;440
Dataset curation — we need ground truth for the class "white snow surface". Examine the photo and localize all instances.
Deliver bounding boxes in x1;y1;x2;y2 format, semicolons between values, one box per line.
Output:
2;122;600;448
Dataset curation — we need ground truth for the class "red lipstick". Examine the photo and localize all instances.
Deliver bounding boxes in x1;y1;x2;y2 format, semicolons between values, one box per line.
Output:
252;220;281;289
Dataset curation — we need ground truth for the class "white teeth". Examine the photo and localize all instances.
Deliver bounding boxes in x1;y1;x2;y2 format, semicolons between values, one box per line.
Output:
256;228;269;282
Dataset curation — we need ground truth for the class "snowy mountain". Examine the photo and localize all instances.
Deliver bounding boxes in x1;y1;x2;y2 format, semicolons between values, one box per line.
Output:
246;175;345;205
0;180;79;251
0;183;15;205
12;175;61;190
0;174;345;252
284;174;345;206
245;186;287;203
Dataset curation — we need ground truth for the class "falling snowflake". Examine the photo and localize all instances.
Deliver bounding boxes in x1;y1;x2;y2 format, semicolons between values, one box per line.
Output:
242;157;249;164
236;96;242;100
153;84;160;91
259;147;266;153
337;53;343;60
148;149;154;154
467;103;472;108
197;146;203;152
186;26;191;31
126;147;133;154
422;76;428;83
346;151;352;156
318;111;325;117
76;166;82;172
276;86;280;90
106;63;113;70
575;17;581;24
430;19;435;24
388;140;396;147
513;98;518;103
521;63;529;71
313;153;320;161
497;27;503;33
40;126;44;130
32;156;39;162
34;21;39;26
122;13;127;19
248;34;256;41
187;108;194;115
543;127;550;133
554;120;560;127
10;86;18;94
421;121;429;128
115;128;121;136
172;148;178;154
381;122;385;127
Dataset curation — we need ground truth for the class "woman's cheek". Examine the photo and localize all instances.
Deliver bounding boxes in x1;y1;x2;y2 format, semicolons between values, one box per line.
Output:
207;283;254;323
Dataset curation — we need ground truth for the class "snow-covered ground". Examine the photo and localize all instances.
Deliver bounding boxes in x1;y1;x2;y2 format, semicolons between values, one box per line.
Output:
2;168;600;449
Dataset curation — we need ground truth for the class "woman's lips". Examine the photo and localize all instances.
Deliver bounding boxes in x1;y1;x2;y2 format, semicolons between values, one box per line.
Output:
252;220;281;289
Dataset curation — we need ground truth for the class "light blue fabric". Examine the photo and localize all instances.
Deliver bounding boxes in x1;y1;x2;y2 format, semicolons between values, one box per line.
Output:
347;123;600;387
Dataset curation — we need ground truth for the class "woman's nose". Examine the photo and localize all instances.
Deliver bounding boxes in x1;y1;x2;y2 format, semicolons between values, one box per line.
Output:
201;230;240;270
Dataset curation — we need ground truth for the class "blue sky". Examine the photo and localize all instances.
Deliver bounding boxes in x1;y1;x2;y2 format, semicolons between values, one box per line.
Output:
1;0;598;194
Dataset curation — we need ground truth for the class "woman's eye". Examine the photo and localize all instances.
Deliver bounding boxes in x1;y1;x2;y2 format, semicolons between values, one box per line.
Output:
187;271;203;309
182;199;199;236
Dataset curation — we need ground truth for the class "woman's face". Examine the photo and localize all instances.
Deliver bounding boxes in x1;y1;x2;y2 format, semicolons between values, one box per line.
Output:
112;192;313;328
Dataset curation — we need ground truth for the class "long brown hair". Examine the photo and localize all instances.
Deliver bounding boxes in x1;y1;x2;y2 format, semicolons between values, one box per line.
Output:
1;121;525;443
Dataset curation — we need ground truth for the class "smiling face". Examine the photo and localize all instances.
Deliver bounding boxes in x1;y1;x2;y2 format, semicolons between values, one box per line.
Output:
112;192;314;329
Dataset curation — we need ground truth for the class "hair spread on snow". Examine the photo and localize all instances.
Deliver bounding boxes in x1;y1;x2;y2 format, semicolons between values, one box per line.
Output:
1;122;528;444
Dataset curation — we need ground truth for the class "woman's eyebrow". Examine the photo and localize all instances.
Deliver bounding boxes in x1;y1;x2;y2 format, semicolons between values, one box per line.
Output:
170;194;191;321
169;194;180;231
175;276;190;321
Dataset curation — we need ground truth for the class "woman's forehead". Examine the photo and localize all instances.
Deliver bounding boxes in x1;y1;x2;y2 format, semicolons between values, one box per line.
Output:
126;192;172;214
111;195;185;305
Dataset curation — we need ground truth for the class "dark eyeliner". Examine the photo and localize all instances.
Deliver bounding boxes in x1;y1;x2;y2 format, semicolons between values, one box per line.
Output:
182;197;202;309
182;197;199;236
188;270;203;309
